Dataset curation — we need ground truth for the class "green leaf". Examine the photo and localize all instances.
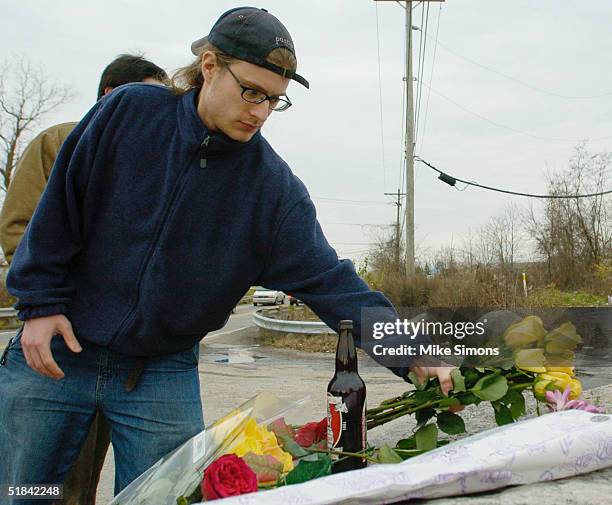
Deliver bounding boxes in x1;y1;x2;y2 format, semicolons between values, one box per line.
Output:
437;397;461;409
175;483;202;505
415;407;435;428
242;452;284;483
415;423;438;451
456;392;480;405
493;404;514;426
470;373;494;391
475;367;486;373
497;389;526;419
450;369;466;392
307;439;327;451
412;389;439;403
436;411;466;435
462;368;481;388
285;454;332;485
472;375;508;402
268;418;295;439
392;448;426;460
500;388;521;403
504;391;526;420
376;444;403;464
395;436;417;450
278;434;309;458
510;397;526;420
408;371;427;390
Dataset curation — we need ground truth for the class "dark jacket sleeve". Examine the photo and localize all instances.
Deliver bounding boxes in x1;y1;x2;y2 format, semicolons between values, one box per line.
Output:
258;195;413;378
6;100;112;320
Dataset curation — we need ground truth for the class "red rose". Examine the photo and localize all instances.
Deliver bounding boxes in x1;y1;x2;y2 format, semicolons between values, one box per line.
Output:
295;417;328;448
202;454;258;500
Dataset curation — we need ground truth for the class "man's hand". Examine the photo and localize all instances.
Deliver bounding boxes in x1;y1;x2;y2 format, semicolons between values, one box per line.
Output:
21;314;81;379
411;363;464;413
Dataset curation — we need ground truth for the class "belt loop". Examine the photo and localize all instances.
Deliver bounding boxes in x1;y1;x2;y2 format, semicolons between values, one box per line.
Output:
124;357;148;392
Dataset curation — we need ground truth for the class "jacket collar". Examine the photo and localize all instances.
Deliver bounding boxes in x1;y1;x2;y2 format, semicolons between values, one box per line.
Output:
179;88;262;156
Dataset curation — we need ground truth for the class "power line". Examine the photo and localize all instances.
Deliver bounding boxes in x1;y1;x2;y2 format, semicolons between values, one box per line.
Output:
325;222;393;227
429;38;612;100
375;2;387;194
414;3;426;143
419;81;612;142
415;156;612;198
337;250;371;257
331;242;376;246
418;2;442;156
415;2;430;146
313;196;390;206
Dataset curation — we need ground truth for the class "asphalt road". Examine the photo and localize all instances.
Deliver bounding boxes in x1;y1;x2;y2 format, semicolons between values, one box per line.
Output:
204;302;259;341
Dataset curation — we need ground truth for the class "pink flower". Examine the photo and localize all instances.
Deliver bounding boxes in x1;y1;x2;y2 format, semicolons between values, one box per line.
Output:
545;385;605;413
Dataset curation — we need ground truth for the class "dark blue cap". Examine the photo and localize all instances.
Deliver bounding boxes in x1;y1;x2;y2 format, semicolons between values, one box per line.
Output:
191;7;309;89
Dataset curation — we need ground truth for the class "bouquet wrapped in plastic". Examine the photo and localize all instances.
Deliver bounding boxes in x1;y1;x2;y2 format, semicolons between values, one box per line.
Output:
109;392;309;505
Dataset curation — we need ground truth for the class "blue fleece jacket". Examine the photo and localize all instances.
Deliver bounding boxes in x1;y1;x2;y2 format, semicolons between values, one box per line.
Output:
7;83;408;373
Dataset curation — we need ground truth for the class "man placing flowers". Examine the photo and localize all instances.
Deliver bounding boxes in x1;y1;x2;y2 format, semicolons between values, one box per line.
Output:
0;6;455;500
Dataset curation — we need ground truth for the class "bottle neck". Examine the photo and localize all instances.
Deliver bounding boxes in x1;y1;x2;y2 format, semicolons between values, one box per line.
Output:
335;327;358;373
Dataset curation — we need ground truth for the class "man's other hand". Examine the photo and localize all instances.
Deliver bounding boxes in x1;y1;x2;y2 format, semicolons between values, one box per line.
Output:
21;314;81;379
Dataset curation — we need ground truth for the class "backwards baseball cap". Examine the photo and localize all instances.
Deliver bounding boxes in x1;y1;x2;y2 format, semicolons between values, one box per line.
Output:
191;7;309;89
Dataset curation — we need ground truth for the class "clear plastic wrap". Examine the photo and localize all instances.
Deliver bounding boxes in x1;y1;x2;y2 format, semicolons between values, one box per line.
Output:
110;392;309;505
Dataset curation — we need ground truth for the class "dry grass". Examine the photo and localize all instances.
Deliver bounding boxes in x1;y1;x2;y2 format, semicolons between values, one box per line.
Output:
259;330;372;358
259;329;337;353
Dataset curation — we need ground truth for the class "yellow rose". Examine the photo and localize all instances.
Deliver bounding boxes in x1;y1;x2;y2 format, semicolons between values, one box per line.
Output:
544;366;575;375
534;372;582;400
544;322;582;354
264;445;294;473
227;418;294;473
515;348;547;373
503;316;546;348
544;350;576;368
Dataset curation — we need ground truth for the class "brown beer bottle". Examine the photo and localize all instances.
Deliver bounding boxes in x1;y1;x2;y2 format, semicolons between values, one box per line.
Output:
326;320;367;473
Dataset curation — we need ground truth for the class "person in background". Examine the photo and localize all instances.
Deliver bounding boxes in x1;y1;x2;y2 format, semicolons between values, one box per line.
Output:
0;53;168;505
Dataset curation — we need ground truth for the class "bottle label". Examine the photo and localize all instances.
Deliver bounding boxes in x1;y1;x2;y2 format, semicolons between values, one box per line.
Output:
326;393;346;457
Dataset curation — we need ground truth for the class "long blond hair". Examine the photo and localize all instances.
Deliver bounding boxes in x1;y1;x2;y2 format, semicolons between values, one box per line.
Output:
170;43;297;95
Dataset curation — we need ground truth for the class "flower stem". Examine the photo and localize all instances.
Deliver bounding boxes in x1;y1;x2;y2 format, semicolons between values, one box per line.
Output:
367;400;437;429
367;398;417;415
305;447;378;463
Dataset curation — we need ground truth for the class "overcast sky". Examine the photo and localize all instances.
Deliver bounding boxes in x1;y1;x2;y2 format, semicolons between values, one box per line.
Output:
2;0;611;263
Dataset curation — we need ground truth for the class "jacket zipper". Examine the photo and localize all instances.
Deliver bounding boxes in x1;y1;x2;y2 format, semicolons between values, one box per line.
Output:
108;136;211;348
200;135;211;168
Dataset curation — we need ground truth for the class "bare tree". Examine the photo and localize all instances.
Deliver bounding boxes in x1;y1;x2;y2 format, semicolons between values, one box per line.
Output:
525;144;611;288
0;55;73;191
480;204;521;269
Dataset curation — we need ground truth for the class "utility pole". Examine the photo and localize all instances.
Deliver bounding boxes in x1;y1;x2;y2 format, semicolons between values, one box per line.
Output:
375;0;444;276
404;1;415;276
384;189;402;269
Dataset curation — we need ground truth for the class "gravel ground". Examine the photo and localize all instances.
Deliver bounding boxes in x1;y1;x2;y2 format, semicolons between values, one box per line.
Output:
95;327;612;504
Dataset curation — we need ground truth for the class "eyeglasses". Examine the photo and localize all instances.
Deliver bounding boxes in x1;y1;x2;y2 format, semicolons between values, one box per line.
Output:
225;64;292;112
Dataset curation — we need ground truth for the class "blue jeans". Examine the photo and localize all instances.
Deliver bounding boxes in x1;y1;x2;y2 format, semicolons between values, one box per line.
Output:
0;330;204;504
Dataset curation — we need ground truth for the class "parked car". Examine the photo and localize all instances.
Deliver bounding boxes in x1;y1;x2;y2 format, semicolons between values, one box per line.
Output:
252;287;286;306
288;294;302;306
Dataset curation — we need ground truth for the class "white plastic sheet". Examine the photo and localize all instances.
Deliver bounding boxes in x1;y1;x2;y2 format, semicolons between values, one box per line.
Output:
208;410;612;504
